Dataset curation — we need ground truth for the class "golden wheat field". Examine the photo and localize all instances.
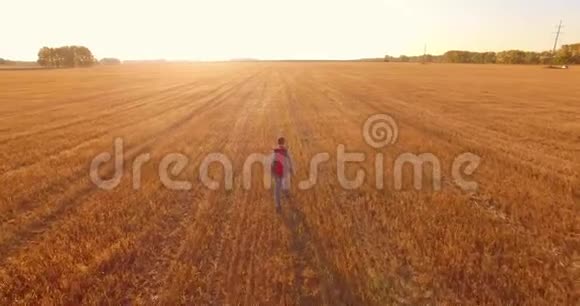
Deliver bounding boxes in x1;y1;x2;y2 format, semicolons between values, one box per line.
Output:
0;62;578;305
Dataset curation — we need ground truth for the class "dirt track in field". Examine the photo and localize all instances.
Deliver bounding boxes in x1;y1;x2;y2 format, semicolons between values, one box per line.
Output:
0;63;578;305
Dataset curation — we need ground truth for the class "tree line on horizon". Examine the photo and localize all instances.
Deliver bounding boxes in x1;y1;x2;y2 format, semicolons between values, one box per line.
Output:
385;43;580;65
35;46;122;67
4;44;580;67
37;46;97;67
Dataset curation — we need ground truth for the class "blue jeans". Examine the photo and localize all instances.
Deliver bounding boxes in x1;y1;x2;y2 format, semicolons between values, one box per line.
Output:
273;176;285;208
274;176;289;208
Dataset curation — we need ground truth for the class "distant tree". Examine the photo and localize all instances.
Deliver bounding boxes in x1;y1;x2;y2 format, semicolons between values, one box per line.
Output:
0;58;5;64
538;51;552;65
495;51;508;64
483;52;497;64
554;51;569;65
74;46;97;66
384;43;579;66
524;52;540;64
470;52;484;64
442;51;473;63
59;47;75;67
37;47;51;66
37;46;96;68
567;43;580;64
554;43;580;64
496;50;526;64
100;58;122;65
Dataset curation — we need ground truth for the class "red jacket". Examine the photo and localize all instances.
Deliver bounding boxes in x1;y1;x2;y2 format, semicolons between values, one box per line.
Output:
272;146;292;177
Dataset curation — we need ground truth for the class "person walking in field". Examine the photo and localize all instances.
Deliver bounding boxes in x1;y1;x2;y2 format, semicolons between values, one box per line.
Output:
271;137;294;212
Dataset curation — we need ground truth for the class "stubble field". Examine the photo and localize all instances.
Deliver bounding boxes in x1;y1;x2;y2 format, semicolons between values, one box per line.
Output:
0;62;578;305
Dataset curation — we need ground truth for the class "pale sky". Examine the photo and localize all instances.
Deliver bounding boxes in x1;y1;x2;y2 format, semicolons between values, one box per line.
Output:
2;0;579;61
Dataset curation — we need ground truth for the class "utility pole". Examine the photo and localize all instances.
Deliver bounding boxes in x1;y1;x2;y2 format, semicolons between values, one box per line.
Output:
422;43;427;64
552;20;563;55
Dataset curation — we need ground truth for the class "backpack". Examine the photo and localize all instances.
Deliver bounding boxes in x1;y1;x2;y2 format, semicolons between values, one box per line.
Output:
272;147;287;178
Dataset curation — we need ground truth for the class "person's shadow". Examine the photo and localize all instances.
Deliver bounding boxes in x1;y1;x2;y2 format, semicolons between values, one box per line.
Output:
279;201;363;305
